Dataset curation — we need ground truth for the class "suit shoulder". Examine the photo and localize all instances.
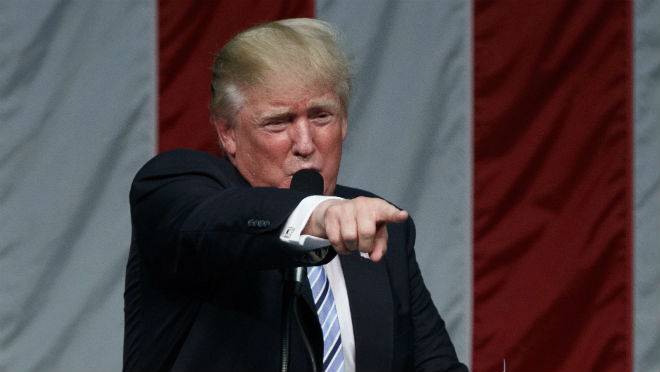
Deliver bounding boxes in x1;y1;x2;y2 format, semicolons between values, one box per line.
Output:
132;149;240;182
129;149;242;204
334;184;379;199
335;184;415;232
335;185;407;212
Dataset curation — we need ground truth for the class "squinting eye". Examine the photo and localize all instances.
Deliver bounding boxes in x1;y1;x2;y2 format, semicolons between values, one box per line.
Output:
263;121;288;131
313;112;332;122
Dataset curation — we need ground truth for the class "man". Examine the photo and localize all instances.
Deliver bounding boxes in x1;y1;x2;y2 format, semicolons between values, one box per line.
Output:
124;18;467;372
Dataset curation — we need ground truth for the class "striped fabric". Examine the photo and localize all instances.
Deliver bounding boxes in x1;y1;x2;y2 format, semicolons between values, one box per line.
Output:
2;1;659;371
308;266;345;372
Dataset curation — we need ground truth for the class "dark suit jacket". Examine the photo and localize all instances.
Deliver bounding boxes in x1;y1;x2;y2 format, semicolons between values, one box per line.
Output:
123;149;467;372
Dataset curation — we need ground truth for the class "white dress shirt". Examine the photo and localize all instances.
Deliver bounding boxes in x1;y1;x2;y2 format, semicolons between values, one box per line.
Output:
280;195;358;372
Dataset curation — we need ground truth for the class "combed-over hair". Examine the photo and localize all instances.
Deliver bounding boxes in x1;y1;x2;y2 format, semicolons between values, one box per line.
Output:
210;18;351;125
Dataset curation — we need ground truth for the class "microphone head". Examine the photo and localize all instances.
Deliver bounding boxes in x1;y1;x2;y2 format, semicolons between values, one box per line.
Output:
290;169;324;194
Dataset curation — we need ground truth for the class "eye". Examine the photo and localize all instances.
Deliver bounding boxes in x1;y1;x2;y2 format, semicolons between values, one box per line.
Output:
311;111;333;125
263;120;288;132
261;115;291;132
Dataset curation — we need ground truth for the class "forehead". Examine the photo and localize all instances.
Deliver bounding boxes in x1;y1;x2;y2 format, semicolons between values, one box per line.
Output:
242;78;341;116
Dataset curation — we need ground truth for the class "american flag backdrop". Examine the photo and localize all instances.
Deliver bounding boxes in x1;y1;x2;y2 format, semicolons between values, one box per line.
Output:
1;1;658;371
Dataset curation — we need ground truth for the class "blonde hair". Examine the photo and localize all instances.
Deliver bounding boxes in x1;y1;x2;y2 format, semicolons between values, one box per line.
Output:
210;18;351;125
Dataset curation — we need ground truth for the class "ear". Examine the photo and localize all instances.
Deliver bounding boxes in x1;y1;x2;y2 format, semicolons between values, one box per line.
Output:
214;118;237;157
341;116;348;140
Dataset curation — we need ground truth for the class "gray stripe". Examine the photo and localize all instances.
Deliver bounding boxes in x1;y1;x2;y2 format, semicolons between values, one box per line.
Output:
316;0;472;365
633;1;660;371
0;1;156;371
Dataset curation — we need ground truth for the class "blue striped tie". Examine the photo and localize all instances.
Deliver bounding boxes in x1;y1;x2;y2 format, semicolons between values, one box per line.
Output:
307;265;344;372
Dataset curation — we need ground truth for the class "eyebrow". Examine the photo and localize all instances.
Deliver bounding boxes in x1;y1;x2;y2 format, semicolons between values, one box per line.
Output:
258;112;291;125
307;100;340;114
257;99;341;122
308;98;340;111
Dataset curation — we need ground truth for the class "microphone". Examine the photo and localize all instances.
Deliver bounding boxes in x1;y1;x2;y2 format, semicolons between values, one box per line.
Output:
290;169;324;195
289;169;324;288
281;169;324;372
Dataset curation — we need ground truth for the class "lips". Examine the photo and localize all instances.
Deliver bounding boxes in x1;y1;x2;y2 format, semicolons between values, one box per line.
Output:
290;165;321;175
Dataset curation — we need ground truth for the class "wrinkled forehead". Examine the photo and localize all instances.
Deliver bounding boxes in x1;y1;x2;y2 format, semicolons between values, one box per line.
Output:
243;73;342;110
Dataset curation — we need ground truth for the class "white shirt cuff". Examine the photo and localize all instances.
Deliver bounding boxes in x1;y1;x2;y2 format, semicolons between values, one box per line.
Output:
280;195;343;251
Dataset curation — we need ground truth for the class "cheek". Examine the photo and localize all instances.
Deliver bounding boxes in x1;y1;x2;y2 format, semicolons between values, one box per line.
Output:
317;126;345;153
247;135;293;172
261;136;292;157
244;130;289;153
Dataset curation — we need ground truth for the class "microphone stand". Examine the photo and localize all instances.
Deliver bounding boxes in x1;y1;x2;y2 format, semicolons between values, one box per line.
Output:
281;169;324;372
280;267;318;372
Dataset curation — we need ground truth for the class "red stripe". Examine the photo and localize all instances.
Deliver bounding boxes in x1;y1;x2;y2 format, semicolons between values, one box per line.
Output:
472;2;632;371
158;0;314;154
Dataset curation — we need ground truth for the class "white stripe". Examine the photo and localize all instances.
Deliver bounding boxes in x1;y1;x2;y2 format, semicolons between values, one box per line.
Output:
317;1;472;366
0;1;156;371
315;277;330;305
323;316;340;343
464;1;474;367
324;329;342;360
325;341;343;371
320;305;335;330
633;1;660;372
321;257;355;372
309;267;323;291
334;359;345;372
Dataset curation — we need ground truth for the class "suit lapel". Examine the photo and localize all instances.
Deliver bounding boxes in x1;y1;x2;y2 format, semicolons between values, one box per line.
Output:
340;253;393;371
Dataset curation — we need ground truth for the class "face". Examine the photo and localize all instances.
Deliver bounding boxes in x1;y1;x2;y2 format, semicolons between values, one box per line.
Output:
216;78;347;195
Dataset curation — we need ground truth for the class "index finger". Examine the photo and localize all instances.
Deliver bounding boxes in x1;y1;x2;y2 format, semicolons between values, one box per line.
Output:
374;201;409;223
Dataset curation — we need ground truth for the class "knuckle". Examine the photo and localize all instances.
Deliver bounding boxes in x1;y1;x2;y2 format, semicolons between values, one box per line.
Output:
326;204;340;217
328;236;342;247
358;242;372;253
353;196;369;207
343;231;358;242
324;213;338;228
358;224;376;238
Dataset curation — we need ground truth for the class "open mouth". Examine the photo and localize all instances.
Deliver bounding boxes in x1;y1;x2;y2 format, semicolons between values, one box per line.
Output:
292;166;321;174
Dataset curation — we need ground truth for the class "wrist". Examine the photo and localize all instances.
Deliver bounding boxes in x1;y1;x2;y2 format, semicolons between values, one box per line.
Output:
302;199;336;237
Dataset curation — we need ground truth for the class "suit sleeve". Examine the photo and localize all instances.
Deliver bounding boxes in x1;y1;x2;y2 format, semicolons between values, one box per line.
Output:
406;218;469;372
129;150;334;286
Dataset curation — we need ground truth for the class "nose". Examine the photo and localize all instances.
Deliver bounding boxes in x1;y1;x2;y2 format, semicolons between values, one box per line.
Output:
290;119;315;158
